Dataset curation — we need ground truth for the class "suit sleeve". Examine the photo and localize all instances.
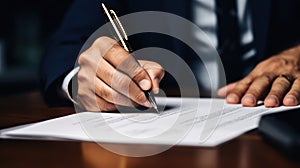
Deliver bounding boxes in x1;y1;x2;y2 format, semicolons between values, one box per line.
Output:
39;0;123;106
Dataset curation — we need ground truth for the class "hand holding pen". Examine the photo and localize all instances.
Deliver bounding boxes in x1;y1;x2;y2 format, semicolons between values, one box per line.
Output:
101;3;160;112
74;4;164;112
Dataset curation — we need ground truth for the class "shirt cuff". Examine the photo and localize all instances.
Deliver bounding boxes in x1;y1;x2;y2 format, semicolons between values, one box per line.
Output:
62;66;80;105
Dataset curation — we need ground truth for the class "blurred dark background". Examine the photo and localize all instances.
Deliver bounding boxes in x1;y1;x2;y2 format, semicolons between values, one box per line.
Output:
0;0;73;95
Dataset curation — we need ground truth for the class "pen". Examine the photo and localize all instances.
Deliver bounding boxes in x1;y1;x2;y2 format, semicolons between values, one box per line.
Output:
101;3;159;113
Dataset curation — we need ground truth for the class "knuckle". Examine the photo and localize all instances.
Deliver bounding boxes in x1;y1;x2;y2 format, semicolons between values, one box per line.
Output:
107;43;123;56
246;90;260;97
78;53;90;66
149;67;165;78
94;36;113;46
132;68;148;81
269;57;286;69
261;75;273;83
234;81;249;91
134;92;147;104
98;68;115;86
255;57;285;73
93;36;118;57
110;91;121;103
117;79;131;94
249;85;268;96
77;70;89;84
97;87;113;101
78;50;100;68
291;86;300;95
239;76;253;85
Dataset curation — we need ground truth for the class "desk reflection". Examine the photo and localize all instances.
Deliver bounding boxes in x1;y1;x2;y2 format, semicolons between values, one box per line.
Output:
81;142;219;168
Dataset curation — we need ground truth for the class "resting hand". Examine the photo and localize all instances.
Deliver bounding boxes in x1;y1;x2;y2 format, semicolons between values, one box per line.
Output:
76;37;164;111
218;45;300;107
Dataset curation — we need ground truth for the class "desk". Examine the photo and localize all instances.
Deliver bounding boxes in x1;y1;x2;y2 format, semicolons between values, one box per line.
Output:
0;92;299;168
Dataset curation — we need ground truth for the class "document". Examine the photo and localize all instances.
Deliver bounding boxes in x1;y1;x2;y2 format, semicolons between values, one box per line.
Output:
1;97;299;147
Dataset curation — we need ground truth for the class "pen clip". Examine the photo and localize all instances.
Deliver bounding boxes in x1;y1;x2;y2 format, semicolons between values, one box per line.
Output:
109;10;128;41
102;3;132;52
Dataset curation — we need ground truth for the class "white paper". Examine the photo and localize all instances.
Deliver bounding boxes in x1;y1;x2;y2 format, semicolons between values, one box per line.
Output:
1;97;299;147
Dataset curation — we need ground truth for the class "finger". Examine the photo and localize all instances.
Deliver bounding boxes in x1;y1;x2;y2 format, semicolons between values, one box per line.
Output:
241;75;272;107
217;82;237;97
103;44;152;91
226;76;253;104
141;61;165;94
77;87;116;112
94;77;135;107
264;75;291;107
95;63;152;108
95;96;117;111
283;78;300;106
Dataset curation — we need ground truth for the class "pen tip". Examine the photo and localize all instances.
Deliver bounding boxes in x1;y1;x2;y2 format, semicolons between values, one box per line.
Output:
153;105;160;114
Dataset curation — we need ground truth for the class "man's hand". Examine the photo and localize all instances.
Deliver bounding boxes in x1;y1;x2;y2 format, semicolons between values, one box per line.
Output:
76;37;164;111
218;45;300;107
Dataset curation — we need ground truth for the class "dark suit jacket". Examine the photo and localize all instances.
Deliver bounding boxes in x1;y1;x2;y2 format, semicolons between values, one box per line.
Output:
40;0;300;106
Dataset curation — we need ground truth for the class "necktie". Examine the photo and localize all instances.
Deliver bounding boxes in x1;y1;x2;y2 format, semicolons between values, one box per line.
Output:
216;0;241;83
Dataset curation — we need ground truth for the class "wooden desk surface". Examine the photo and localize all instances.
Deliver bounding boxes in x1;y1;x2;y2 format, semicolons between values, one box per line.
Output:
0;92;299;168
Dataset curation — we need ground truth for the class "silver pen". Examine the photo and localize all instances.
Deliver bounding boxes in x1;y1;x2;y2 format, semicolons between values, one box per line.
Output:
101;3;159;113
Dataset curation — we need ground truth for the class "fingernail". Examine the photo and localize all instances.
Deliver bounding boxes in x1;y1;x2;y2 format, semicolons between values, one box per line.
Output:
144;101;152;108
284;95;298;105
227;94;239;103
265;95;279;106
243;94;256;104
139;79;151;91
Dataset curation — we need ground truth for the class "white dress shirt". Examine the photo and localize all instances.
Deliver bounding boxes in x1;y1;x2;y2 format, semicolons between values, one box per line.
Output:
192;0;255;90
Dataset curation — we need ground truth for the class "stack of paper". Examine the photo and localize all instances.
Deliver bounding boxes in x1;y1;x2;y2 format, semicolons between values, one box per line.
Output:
1;98;298;147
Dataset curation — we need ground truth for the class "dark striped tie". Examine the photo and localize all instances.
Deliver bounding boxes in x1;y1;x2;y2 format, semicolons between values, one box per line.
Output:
216;0;242;83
